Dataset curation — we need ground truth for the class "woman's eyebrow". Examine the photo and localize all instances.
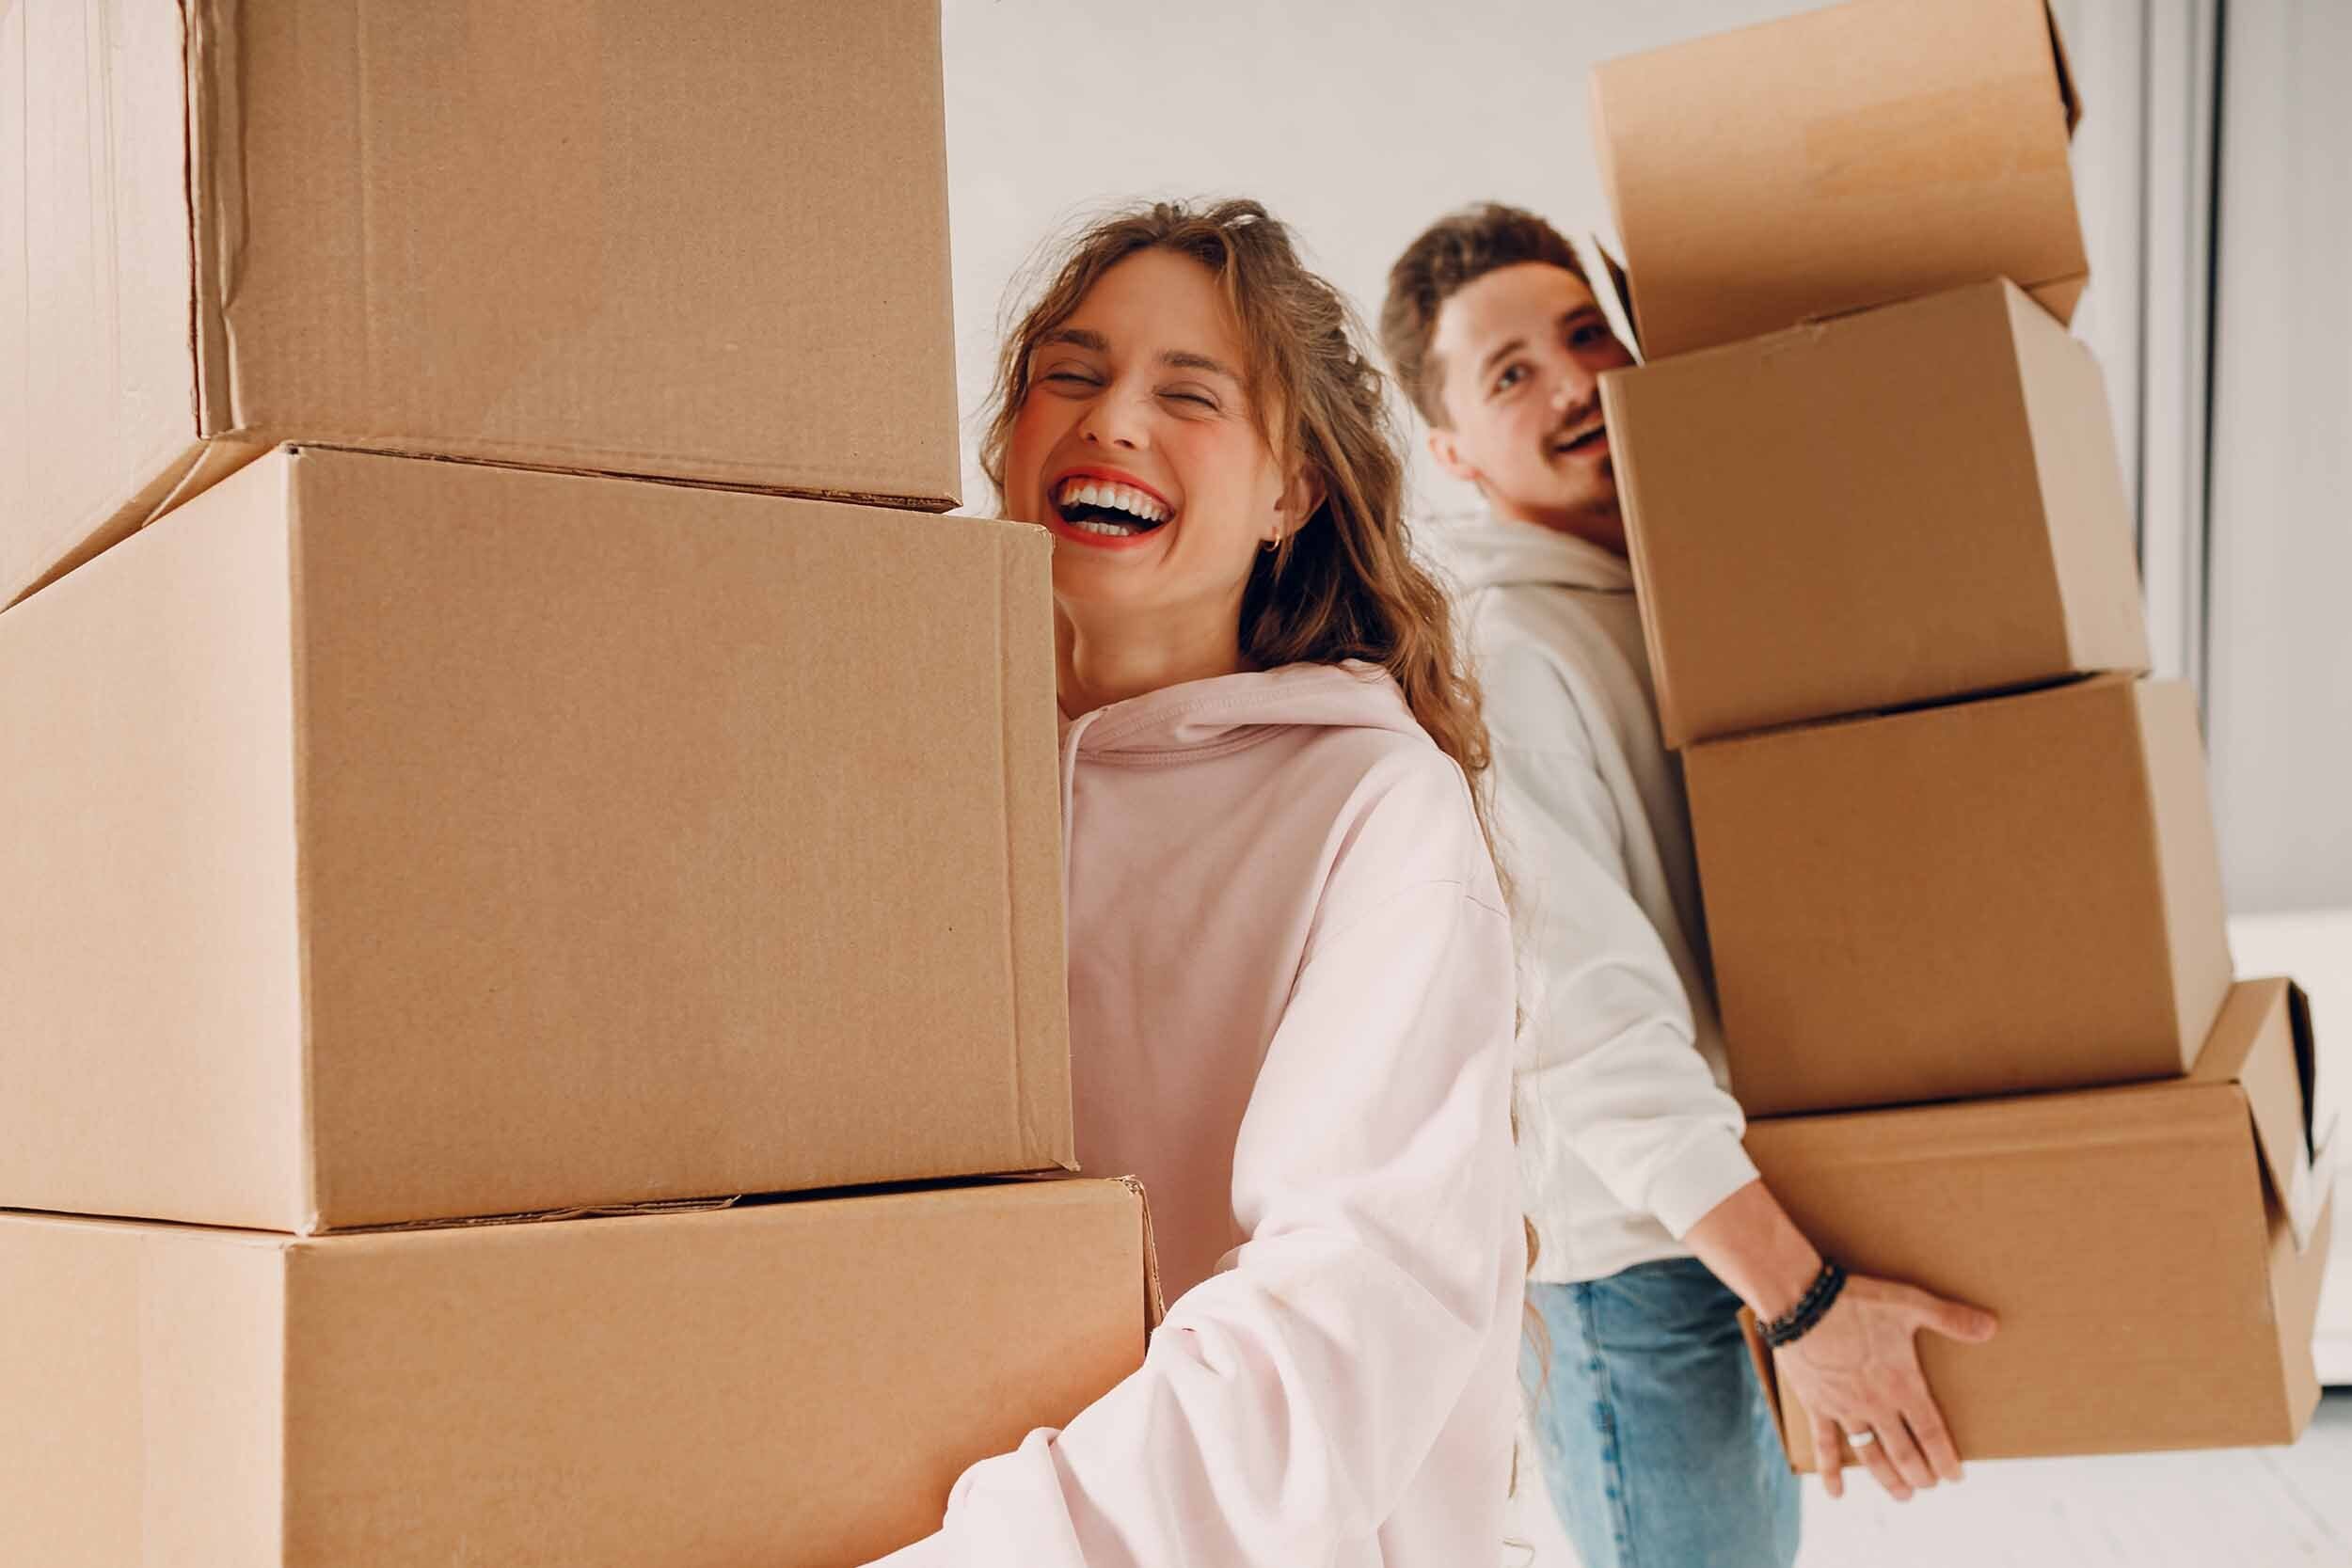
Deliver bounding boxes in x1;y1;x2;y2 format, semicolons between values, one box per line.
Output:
1161;349;1240;384
1041;327;1109;352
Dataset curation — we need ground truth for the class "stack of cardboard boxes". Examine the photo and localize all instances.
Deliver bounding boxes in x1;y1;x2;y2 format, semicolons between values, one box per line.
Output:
1;4;1149;1561
1591;0;2336;1468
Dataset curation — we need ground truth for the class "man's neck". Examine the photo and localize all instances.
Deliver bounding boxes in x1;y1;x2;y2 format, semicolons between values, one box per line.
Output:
1488;493;1629;559
1056;595;1251;717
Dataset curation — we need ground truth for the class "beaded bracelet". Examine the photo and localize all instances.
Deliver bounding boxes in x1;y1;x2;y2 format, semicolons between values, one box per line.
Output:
1759;1259;1848;1348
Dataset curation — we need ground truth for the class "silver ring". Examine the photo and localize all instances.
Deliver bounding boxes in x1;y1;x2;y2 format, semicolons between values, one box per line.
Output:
1847;1429;1879;1448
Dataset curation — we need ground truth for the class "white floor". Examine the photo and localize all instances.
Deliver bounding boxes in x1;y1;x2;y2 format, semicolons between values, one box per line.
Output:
1503;1389;2352;1567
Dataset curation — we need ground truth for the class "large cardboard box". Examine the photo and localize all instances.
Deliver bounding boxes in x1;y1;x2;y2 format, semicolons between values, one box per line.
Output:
0;1179;1155;1567
0;0;960;608
0;447;1071;1233
1603;279;2148;748
1591;0;2085;360
1744;979;2336;1466
1689;676;2233;1117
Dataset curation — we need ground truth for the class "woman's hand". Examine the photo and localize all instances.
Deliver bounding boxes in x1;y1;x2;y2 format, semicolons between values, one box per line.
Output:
1778;1276;1996;1501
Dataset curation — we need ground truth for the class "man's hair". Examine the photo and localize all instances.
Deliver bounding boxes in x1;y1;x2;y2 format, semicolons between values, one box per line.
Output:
1378;203;1588;428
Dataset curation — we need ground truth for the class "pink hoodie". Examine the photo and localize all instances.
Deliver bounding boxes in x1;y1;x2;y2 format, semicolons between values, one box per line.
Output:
871;659;1524;1567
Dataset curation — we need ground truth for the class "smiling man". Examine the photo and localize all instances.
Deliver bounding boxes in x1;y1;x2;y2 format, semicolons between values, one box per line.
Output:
1380;204;1996;1568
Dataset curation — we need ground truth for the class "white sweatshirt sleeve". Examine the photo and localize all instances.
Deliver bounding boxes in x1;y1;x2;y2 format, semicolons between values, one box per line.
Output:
1481;643;1757;1240
867;766;1522;1568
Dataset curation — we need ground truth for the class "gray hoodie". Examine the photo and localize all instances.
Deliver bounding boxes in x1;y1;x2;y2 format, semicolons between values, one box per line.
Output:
1438;509;1757;1284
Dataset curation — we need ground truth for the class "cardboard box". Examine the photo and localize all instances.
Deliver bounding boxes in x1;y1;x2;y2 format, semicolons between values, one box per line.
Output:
1;0;960;608
1744;979;2336;1466
0;447;1071;1233
1591;0;2085;360
1604;279;2149;748
1689;676;2233;1117
0;1178;1155;1567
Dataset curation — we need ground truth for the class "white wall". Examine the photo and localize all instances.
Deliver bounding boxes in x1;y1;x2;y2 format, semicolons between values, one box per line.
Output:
943;1;2147;521
942;0;1801;517
940;0;2344;915
2204;2;2352;914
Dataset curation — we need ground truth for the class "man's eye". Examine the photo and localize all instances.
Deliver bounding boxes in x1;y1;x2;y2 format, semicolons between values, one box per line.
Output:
1492;363;1527;395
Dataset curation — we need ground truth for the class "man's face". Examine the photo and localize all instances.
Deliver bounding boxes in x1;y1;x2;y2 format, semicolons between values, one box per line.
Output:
1426;261;1636;551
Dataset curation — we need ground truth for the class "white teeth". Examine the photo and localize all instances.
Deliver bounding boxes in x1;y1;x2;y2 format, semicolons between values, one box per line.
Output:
1055;476;1170;527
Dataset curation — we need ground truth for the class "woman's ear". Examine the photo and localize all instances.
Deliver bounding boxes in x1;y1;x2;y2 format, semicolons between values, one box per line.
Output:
1273;465;1326;545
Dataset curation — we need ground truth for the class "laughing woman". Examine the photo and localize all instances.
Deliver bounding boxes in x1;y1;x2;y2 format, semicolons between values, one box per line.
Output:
866;199;1523;1566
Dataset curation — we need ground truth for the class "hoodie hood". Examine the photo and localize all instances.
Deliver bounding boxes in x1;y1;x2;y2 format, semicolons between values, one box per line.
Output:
1061;658;1422;761
1435;508;1632;596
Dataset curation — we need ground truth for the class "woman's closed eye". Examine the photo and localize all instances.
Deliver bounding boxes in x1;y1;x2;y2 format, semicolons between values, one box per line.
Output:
1160;385;1221;412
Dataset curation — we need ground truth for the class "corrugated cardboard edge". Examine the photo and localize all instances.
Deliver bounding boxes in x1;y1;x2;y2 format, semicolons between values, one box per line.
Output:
2133;680;2235;1073
1113;1175;1169;1332
2273;1189;2335;1435
1737;1307;1807;1475
995;521;1078;1174
184;0;242;436
2002;280;2151;678
1791;267;2091;351
220;439;959;514
1584;72;1628;269
1688;667;2125;757
282;451;326;1236
1595;371;1690;750
326;1195;741;1239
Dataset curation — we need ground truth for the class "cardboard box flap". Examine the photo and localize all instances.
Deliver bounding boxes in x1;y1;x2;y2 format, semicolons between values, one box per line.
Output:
1578;235;1643;359
3;0;204;609
2253;982;2327;1249
2190;977;2326;1250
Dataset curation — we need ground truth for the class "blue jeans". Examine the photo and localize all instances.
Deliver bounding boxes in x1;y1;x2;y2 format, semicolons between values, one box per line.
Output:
1521;1259;1800;1568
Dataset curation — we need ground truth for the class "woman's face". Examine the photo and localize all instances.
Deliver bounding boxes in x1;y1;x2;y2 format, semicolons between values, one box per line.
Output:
1005;248;1302;635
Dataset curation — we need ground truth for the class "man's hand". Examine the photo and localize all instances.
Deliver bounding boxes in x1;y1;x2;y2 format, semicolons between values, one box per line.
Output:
1681;1179;1997;1502
1778;1276;1996;1500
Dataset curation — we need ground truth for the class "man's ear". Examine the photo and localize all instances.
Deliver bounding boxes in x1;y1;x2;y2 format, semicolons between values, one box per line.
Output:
1429;425;1483;487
